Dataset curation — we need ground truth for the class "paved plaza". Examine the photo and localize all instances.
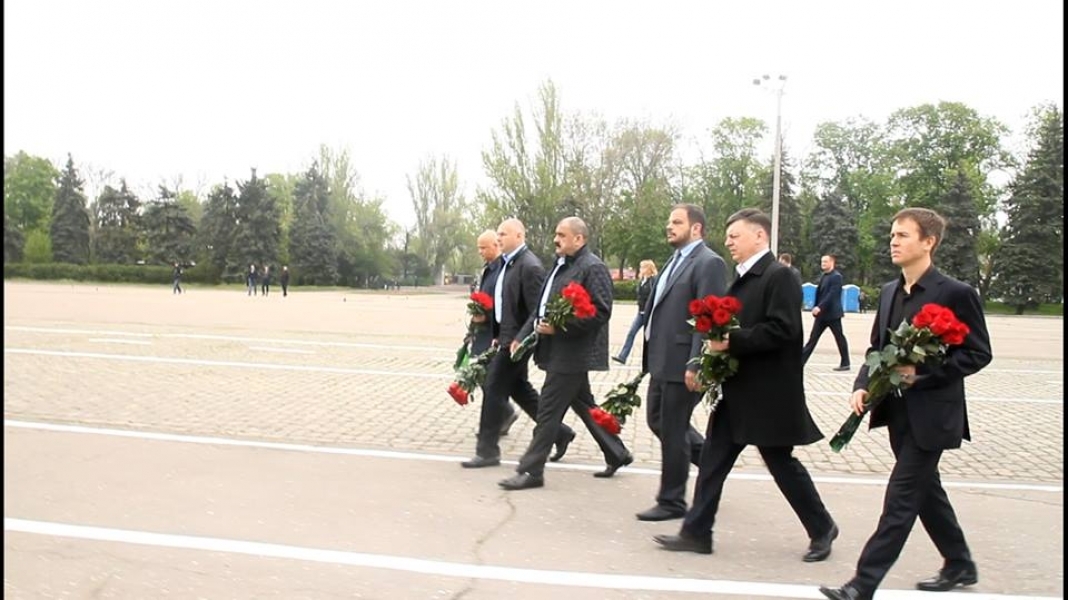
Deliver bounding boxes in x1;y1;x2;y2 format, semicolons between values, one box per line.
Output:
3;281;1063;599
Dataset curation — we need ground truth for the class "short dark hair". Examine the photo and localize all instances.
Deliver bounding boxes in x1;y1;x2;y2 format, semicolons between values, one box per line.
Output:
893;207;946;256
726;208;771;237
778;253;793;264
672;203;707;237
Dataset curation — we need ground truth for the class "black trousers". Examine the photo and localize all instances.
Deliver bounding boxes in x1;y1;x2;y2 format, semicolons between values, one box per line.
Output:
515;371;629;477
682;401;833;541
645;377;704;512
801;316;850;366
476;347;572;460
851;398;972;592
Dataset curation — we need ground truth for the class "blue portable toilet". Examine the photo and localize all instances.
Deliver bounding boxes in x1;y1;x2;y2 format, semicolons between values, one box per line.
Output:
802;283;816;311
842;284;860;313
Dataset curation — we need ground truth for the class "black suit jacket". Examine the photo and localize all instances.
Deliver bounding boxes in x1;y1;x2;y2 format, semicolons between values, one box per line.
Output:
518;245;612;374
471;258;503;354
497;246;546;347
854;267;992;450
722;252;822;446
813;269;844;320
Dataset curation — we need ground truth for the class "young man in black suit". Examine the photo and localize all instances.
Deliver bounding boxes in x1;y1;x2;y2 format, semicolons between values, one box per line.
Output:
462;220;575;469
819;208;992;600
802;254;851;370
499;217;632;490
635;204;728;522
654;208;837;561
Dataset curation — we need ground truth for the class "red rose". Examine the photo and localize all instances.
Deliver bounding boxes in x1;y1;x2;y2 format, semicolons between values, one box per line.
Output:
589;407;621;435
712;308;733;327
470;291;494;311
694;315;713;333
447;382;469;406
720;296;742;314
573;300;597;319
689;299;707;316
703;295;722;313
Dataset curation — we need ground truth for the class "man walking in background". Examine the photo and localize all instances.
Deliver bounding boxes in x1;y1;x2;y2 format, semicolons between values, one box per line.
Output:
802;254;851;371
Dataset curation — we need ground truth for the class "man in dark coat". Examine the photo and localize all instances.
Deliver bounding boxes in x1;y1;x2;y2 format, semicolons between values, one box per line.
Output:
499;217;632;490
802;254;851;370
635;203;728;522
280;266;290;297
462;220;575;469
819;208;992;600
655;208;837;561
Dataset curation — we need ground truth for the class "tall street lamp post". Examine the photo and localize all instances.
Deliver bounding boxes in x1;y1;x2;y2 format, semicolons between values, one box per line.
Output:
753;74;787;255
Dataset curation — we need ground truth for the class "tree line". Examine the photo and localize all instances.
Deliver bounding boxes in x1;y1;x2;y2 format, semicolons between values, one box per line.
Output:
3;80;1062;313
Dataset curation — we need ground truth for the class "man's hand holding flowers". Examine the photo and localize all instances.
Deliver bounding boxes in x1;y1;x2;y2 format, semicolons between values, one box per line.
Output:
511;281;597;362
687;294;742;411
830;303;970;452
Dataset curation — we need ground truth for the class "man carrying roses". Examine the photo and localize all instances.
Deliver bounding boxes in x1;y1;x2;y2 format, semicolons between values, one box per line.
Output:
655;208;837;561
819;208;992;600
499;217;633;490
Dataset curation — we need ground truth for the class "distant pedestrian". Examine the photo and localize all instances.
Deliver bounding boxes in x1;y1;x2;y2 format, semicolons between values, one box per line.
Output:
802;254;851;371
778;253;803;287
247;264;258;296
612;259;657;365
261;265;271;296
172;262;183;294
280;266;290;297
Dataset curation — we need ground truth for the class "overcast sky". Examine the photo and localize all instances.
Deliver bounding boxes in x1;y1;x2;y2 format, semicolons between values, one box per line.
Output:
4;0;1064;228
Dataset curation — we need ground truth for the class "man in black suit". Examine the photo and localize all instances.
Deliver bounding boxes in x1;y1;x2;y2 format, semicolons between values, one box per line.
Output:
462;220;575;469
635;204;728;522
464;230;518;444
499;217;633;490
802;254;851;370
655;208;837;561
819;208;992;600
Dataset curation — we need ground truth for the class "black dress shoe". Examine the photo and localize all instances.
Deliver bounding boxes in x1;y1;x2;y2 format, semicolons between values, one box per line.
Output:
498;411;519;436
803;522;839;562
652;533;712;555
498;472;544;491
832;365;852;372
635;505;685;521
916;563;978;591
461;455;501;469
818;583;871;600
593;452;633;478
549;430;576;462
611;355;626;364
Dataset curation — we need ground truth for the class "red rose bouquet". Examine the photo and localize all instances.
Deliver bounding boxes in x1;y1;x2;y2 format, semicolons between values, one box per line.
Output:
454;291;496;370
686;294;743;412
511;281;597;362
597;370;648;429
447;345;500;406
589;406;621;435
829;303;971;452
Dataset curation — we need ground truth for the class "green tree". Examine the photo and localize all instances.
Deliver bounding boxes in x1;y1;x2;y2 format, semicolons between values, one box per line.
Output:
688;117;768;222
141;186;197;264
4;151;59;233
198;181;239;279
408;155;469;281
936;169;982;289
808;188;859;281
91;180;142;264
994;105;1064;313
229;169;281;272
289;163;338;285
23;229;52;263
4;212;25;263
49;155;91;264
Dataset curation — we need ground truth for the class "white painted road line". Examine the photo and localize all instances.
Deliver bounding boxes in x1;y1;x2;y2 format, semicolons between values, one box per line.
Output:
5;420;1061;493
1;518;1057;599
248;346;316;355
88;338;152;345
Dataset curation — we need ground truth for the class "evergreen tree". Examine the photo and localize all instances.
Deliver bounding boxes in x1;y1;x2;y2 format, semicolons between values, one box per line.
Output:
935;169;982;289
808;188;859;281
198;181;239;278
229;169;281;273
141;186;197;265
91;179;142;264
49;154;91;264
994;105;1064;313
4;212;25;263
289;163;338;285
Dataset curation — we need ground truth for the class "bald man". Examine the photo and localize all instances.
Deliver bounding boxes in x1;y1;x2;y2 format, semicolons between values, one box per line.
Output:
463;219;577;469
